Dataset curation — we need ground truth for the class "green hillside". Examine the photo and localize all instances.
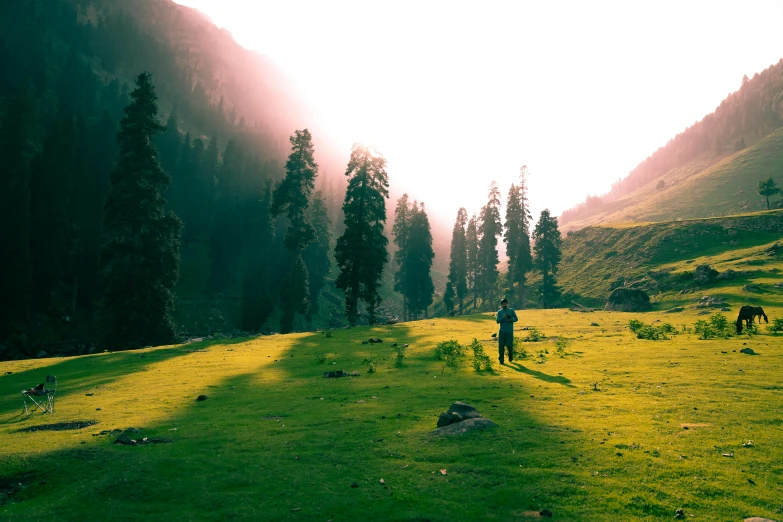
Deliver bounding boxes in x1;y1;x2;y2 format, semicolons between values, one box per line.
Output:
562;129;783;232
559;210;783;308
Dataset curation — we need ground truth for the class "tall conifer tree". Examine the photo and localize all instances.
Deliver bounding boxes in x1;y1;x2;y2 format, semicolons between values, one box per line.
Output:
533;209;562;308
392;194;412;320
303;192;332;327
100;72;182;349
513;166;534;307
404;203;435;319
335;144;389;325
241;180;275;331
447;207;468;314
465;214;479;309
477;181;502;306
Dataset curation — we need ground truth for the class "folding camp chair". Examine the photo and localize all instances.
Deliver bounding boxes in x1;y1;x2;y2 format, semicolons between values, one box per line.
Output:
22;375;57;415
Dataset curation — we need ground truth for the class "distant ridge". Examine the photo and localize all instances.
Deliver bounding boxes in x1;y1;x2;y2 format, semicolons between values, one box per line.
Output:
561;59;783;230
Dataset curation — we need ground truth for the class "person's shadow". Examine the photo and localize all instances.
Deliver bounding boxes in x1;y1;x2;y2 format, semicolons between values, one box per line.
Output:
507;362;575;387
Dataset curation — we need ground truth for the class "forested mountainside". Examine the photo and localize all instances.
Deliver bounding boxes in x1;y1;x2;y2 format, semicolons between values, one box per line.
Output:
0;0;358;360
560;59;783;228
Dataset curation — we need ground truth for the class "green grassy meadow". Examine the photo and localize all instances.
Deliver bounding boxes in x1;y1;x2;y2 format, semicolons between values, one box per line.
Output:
2;305;783;520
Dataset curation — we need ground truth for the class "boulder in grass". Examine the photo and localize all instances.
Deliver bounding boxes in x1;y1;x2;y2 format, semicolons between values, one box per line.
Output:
605;288;651;312
447;401;481;420
693;264;719;285
432;418;497;436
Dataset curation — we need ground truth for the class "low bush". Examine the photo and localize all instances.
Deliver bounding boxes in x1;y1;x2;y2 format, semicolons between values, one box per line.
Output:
694;313;734;340
767;317;783;333
393;344;406;368
469;338;493;372
524;328;545;342
435;340;464;367
512;337;528;359
554;337;571;357
315;352;334;364
628;319;676;340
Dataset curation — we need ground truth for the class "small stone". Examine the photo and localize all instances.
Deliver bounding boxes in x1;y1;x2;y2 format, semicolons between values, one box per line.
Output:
115;433;134;445
197;395;208;401
540;509;553;517
379;478;385;485
350;482;359;488
675;508;685;518
740;348;756;355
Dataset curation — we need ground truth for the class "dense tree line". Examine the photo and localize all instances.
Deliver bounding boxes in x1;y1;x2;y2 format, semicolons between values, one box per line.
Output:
392;196;435;320
0;0;353;359
445;170;562;313
561;61;783;225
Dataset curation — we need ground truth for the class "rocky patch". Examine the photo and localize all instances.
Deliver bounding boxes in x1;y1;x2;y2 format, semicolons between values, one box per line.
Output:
15;420;98;433
432;402;496;436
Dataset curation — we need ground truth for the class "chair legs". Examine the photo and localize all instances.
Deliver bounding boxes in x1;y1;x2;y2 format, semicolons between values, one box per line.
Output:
22;393;54;415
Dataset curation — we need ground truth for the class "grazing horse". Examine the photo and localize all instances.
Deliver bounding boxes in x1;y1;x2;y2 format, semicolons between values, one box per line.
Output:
736;305;768;333
752;306;768;325
736;305;755;333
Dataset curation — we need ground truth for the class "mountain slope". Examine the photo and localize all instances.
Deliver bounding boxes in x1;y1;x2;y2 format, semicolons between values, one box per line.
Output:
561;129;783;231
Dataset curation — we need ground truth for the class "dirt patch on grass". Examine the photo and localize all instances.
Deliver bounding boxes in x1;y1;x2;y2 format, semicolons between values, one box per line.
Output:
15;421;98;433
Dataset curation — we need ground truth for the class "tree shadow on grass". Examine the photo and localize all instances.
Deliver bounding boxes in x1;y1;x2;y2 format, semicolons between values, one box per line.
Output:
0;336;258;423
506;362;575;387
0;323;600;520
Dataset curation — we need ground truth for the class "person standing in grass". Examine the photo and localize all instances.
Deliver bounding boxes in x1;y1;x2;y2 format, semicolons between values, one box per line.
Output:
497;298;518;364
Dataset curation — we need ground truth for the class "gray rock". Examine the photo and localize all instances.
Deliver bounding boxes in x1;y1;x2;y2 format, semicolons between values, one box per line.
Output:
740;348;757;355
196;394;208;401
36;350;48;359
431;417;497;436
665;307;684;313
447;401;481;420
450;412;463;423
437;412;454;428
115;433;134;445
743;284;761;292
694;264;718;285
605;288;651;312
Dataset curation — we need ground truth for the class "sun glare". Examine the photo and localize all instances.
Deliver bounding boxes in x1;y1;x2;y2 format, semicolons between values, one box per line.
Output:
174;0;783;226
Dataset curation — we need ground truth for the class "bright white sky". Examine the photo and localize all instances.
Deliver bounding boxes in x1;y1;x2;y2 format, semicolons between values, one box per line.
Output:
175;0;783;228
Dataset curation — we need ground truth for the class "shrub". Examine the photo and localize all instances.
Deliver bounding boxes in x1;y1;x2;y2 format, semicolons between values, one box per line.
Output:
535;349;547;364
694;313;733;339
470;338;493;372
524;328;545;342
393;344;406;368
512;337;529;359
323;329;333;338
435;340;464;367
554;337;571;357
628;319;674;340
767;317;783;333
367;362;377;373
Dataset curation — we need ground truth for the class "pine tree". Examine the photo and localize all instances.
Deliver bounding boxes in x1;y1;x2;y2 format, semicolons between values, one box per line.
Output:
404;203;435;319
477;181;502;307
0;84;39;337
512;166;533;307
392;194;412;320
271;129;318;251
241;180;275;332
533;209;562;308
303;192;332;327
503;184;522;300
447;207;468;314
335;144;389;325
465;214;479;309
279;254;309;334
100;72;183;349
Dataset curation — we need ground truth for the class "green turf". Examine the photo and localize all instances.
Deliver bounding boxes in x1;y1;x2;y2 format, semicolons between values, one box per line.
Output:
2;302;783;520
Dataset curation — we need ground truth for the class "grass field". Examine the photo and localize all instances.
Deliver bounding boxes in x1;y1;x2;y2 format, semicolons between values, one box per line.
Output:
2;304;783;520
